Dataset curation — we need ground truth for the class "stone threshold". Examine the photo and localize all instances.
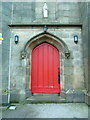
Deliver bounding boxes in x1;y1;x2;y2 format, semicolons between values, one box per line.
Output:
26;95;66;103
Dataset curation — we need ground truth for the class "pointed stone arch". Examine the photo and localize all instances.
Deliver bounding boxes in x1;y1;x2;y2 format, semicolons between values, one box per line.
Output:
21;32;70;99
24;32;69;54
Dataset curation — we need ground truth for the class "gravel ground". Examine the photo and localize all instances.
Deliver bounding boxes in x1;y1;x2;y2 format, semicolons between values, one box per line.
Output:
2;103;88;118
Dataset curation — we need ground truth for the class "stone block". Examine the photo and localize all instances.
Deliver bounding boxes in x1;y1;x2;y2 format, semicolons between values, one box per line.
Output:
66;90;85;102
25;89;31;98
19;90;26;101
2;83;8;90
0;14;2;23
66;92;74;102
73;91;85;102
13;3;25;11
64;59;73;67
85;91;90;106
2;75;8;83
64;66;74;75
0;95;2;105
2;94;8;104
73;75;84;89
69;17;80;24
21;17;32;23
64;10;80;18
35;2;43;8
2;27;10;34
74;66;84;74
2;56;9;67
59;17;69;24
84;58;88;70
58;4;70;11
0;67;2;76
2;7;11;17
65;75;73;89
2;14;11;24
58;2;79;10
23;3;33;10
16;76;26;90
73;59;83;67
82;19;88;28
10;91;20;102
83;50;88;58
2;2;12;11
73;51;83;59
12;16;22;23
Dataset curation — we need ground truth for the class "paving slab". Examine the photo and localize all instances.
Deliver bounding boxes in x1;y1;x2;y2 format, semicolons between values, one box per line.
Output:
2;103;89;118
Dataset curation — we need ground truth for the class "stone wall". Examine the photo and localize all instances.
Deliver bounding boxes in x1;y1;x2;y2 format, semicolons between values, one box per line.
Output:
55;2;81;24
0;2;2;105
10;26;84;102
88;1;90;106
11;2;81;24
0;2;2;33
2;2;12;103
2;1;89;103
80;2;90;105
80;2;88;90
12;2;35;24
88;2;90;92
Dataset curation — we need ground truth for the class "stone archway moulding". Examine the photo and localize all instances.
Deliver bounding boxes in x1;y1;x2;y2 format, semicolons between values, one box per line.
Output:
21;32;70;98
24;32;70;54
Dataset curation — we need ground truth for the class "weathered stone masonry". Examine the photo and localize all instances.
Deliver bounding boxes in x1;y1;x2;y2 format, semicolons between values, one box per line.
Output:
9;26;85;102
1;1;90;104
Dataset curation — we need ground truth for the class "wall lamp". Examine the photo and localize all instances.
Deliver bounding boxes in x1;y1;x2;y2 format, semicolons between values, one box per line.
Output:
74;35;78;44
43;25;48;32
15;35;19;44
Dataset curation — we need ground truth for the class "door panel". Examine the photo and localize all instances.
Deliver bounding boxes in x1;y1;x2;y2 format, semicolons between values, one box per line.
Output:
31;43;60;93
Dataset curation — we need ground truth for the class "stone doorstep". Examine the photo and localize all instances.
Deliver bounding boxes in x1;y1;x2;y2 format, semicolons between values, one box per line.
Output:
26;95;66;103
32;93;60;96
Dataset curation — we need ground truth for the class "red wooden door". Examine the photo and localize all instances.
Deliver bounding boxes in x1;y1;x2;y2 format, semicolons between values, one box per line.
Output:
31;43;60;93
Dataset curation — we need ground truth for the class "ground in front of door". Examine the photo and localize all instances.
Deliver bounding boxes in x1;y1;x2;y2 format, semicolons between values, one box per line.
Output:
1;103;89;118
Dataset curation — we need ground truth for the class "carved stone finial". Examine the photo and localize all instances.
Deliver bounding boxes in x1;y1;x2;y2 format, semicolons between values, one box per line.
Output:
21;51;26;59
65;52;70;59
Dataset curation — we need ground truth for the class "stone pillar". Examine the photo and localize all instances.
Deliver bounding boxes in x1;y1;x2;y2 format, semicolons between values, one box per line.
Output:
85;2;90;106
19;58;26;101
60;52;66;98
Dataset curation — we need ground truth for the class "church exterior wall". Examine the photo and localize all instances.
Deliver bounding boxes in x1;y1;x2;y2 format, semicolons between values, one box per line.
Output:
1;2;12;104
80;2;90;105
1;1;90;104
9;26;85;102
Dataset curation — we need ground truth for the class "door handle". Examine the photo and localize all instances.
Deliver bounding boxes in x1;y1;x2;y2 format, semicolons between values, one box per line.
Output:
58;67;60;84
58;73;60;84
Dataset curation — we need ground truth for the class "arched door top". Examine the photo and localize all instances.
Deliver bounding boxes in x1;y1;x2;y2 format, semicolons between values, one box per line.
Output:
24;32;70;54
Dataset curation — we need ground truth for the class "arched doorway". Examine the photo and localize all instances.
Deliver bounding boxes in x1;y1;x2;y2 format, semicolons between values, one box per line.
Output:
31;42;60;93
22;32;70;97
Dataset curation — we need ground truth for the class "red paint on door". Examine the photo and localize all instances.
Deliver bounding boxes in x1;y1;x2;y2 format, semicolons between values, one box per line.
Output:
31;43;60;93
